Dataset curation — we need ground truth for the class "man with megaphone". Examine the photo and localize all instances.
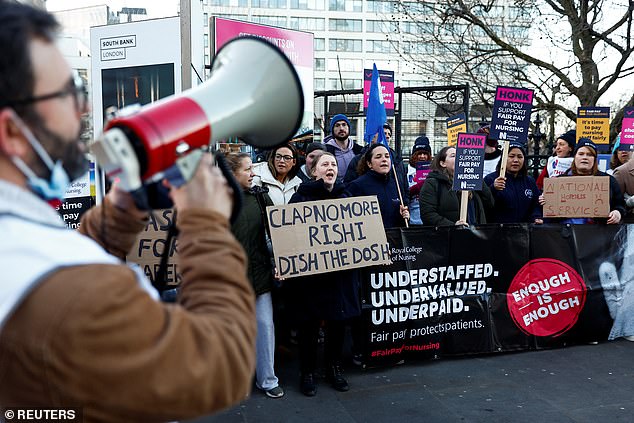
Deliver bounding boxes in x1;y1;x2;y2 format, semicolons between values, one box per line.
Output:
0;3;264;421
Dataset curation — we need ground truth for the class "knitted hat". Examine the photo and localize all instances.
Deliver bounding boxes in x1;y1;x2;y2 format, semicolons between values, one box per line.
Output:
508;141;527;155
558;129;576;150
412;136;431;155
612;133;622;154
306;142;326;155
574;137;597;154
383;123;393;137
329;114;351;134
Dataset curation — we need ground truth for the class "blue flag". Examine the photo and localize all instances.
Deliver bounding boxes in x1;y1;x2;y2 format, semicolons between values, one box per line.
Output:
364;64;387;146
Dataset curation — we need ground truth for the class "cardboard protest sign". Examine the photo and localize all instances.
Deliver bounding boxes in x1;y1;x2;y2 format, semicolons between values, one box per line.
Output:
489;86;533;143
453;133;486;191
621;107;634;151
542;176;610;218
446;113;467;147
127;209;181;287
577;107;610;152
267;196;390;278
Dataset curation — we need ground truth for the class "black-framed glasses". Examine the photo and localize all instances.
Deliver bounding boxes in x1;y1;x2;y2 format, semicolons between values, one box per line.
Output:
7;71;88;113
274;154;294;162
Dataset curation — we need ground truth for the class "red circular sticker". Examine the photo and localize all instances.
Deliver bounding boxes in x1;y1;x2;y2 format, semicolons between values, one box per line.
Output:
507;258;586;337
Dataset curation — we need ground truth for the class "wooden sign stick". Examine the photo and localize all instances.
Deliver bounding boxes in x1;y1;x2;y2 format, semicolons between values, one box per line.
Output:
459;190;469;223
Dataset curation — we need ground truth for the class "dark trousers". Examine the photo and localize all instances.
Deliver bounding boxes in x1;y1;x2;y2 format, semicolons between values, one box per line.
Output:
298;319;346;374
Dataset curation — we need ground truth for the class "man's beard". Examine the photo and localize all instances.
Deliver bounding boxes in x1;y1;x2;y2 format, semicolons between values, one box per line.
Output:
28;116;89;182
334;131;348;142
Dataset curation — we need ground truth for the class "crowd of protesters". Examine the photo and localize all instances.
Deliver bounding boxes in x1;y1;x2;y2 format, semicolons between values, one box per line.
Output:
236;113;634;398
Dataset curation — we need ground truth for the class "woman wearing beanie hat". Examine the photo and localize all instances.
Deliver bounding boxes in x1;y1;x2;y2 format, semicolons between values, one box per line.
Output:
407;136;433;225
298;142;326;182
608;134;631;175
536;129;576;190
539;138;625;224
484;142;542;224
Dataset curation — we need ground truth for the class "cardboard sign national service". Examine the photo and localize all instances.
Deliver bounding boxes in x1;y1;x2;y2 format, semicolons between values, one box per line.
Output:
542;176;610;218
267;196;390;278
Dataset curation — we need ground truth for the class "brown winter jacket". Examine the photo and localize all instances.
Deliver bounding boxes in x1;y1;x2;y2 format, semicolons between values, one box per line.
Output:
0;197;256;422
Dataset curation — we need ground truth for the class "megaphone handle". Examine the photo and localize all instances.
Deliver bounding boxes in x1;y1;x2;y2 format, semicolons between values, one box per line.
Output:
214;152;243;224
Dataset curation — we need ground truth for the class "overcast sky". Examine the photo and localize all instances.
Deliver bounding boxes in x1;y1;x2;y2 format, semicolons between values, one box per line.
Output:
46;0;179;19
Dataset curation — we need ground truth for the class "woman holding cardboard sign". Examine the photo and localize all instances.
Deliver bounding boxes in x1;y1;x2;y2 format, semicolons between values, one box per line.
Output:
538;138;625;224
419;146;494;227
288;151;360;397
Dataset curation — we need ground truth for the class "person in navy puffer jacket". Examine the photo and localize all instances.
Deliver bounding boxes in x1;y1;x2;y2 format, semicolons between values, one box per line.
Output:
346;144;410;228
484;141;543;224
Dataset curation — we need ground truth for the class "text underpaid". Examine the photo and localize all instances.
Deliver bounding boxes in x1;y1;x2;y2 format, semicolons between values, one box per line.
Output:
369;264;496;324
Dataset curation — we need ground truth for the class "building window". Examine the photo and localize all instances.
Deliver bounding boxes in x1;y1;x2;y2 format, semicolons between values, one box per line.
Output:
367;0;394;13
251;15;287;27
314;38;325;51
315;58;326;71
402;41;433;55
366;40;392;53
211;0;248;5
328;78;360;90
366;20;397;33
289;17;325;30
290;0;325;9
329;38;362;52
328;0;362;12
329;18;362;32
251;0;287;8
401;1;432;14
327;58;362;72
401;21;434;34
315;78;325;90
204;34;209;48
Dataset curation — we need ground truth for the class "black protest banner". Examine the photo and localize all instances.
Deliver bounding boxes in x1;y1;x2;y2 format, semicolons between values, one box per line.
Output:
453;133;486;191
490;86;534;143
360;224;625;368
267;196;390;278
126;209;181;287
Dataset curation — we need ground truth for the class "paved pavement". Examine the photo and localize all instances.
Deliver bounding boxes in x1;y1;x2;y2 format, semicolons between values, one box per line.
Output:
189;338;634;423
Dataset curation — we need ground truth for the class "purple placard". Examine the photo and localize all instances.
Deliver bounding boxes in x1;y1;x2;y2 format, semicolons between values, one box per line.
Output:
621;107;634;151
489;86;534;143
453;133;486;191
414;161;431;184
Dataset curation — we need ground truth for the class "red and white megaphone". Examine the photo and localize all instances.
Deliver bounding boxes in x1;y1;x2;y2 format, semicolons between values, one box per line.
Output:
90;36;304;206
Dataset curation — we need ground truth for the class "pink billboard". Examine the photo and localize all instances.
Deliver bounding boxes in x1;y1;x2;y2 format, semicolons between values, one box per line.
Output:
212;17;314;134
213;17;313;68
